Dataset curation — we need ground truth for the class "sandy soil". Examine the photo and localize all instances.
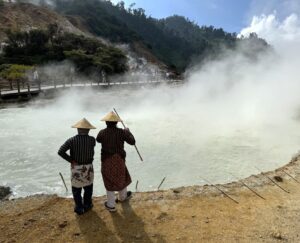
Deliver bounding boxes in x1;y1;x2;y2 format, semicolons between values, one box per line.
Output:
1;156;300;243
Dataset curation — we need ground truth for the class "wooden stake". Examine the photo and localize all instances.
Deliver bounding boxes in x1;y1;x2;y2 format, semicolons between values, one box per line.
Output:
135;180;139;192
59;172;68;192
254;167;290;193
282;169;300;184
113;108;143;162
229;172;265;200
158;177;166;190
201;177;239;204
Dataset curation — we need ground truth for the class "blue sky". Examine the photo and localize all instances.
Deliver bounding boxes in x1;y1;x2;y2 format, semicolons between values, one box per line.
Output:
110;0;300;33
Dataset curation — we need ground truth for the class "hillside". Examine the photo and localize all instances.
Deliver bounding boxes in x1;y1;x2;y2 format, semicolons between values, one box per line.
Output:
0;2;84;41
0;1;171;78
0;1;131;82
54;0;270;72
0;0;270;76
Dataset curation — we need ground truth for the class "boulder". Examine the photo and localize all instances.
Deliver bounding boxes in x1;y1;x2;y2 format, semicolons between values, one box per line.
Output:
0;186;11;200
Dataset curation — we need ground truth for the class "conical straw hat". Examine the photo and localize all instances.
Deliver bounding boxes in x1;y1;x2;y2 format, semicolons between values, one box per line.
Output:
71;118;96;129
101;111;122;122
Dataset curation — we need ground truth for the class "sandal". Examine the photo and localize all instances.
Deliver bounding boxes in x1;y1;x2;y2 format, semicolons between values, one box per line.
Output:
104;202;117;212
116;191;132;203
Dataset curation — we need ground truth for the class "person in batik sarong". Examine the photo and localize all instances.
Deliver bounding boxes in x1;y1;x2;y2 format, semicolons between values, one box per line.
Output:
97;111;136;212
58;118;96;215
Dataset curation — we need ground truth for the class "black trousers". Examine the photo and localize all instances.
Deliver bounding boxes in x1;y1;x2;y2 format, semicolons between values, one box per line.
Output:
72;184;93;209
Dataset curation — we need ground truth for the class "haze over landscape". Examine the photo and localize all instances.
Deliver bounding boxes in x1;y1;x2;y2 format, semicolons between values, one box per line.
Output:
0;2;298;196
2;1;300;242
0;0;299;196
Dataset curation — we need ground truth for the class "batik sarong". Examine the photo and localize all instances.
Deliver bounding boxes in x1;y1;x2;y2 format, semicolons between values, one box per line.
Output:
71;164;94;188
101;154;132;191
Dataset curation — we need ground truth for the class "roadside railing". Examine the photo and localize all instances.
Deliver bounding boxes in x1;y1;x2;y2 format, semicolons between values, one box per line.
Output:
0;79;184;100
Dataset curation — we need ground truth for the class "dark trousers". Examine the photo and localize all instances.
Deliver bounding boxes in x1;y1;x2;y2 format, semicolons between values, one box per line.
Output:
72;184;93;209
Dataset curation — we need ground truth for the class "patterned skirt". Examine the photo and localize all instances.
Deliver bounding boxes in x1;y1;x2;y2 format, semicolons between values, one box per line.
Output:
71;164;94;188
101;154;132;191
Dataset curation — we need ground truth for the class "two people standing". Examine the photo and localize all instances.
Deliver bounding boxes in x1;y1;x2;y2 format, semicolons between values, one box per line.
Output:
58;111;136;215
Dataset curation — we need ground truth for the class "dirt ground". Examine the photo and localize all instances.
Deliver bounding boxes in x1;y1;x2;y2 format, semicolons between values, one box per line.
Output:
1;157;300;243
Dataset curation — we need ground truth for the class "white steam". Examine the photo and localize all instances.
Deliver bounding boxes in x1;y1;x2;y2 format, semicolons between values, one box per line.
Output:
3;8;300;197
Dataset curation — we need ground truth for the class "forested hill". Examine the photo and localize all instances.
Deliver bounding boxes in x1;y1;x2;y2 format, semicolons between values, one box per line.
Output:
0;0;269;75
54;0;269;72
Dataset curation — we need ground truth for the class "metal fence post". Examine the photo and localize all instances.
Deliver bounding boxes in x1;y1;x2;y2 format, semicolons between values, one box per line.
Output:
17;80;20;95
17;79;21;100
9;80;13;90
27;82;31;98
107;75;110;86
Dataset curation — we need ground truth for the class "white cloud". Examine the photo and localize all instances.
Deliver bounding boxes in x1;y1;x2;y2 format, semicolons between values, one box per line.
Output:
239;12;300;49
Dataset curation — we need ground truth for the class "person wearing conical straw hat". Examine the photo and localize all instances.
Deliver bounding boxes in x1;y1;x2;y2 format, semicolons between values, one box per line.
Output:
58;118;96;215
97;111;136;212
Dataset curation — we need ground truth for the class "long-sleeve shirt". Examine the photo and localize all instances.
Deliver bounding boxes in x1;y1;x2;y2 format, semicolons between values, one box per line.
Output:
96;127;135;161
58;134;96;165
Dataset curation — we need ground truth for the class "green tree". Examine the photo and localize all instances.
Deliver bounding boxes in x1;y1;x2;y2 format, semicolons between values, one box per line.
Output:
0;64;32;90
1;26;128;74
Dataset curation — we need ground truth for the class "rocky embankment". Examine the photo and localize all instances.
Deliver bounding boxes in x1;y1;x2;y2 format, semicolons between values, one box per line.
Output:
1;156;300;242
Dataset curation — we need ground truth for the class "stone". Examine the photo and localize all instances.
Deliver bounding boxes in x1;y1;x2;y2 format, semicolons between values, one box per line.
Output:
271;232;283;240
274;176;283;182
58;221;68;229
156;212;168;220
0;186;11;200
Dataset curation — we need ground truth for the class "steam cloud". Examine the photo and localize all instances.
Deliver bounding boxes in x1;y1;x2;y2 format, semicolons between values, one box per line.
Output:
27;14;300;194
50;12;300;184
240;12;300;49
3;3;300;197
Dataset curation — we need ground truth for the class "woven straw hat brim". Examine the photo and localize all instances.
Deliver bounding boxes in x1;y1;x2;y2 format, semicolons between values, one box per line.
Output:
101;111;122;122
71;118;96;129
